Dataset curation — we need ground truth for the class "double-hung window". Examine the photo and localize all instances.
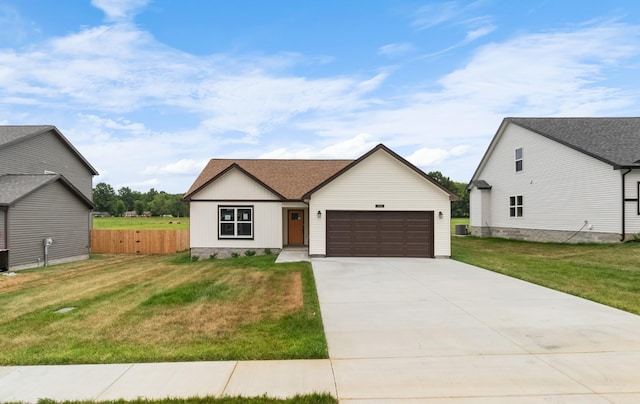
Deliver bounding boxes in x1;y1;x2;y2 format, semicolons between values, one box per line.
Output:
515;148;523;172
509;196;523;217
219;206;253;239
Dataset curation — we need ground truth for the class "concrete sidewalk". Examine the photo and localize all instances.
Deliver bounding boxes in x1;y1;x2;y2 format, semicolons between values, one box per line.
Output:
0;360;335;402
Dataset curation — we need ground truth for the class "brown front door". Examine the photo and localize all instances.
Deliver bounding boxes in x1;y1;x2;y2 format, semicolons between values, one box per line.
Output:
288;210;304;245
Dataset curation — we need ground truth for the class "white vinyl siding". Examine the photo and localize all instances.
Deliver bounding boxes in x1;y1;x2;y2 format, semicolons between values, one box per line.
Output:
308;149;452;257
474;123;621;234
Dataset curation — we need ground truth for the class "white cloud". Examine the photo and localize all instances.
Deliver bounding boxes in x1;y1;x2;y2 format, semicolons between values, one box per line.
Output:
91;0;150;22
406;148;450;166
438;22;640;115
412;1;488;31
259;133;378;160
412;2;462;30
378;42;415;57
407;145;471;167
144;159;209;175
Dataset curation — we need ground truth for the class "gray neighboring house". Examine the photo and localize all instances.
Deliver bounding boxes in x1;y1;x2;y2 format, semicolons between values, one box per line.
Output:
0;126;98;270
468;117;640;243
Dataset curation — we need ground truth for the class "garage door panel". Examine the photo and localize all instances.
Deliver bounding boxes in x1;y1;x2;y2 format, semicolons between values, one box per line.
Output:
326;210;434;258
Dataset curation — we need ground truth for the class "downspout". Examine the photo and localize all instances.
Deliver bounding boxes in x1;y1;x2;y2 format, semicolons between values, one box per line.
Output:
621;169;632;242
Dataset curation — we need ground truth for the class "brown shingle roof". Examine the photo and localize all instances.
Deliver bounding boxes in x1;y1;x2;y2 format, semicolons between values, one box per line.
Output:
184;159;353;200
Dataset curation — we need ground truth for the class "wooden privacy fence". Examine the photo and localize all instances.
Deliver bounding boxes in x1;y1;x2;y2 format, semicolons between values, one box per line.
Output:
91;229;189;255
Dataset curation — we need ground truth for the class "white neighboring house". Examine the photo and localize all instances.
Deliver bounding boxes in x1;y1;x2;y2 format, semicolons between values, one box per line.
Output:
183;144;458;258
468;117;640;243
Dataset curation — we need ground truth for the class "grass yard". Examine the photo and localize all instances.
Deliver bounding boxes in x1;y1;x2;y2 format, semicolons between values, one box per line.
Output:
451;219;640;315
93;216;190;230
0;253;327;365
31;394;337;404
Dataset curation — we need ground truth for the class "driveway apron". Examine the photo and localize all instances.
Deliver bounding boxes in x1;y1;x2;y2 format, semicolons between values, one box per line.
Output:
312;257;640;402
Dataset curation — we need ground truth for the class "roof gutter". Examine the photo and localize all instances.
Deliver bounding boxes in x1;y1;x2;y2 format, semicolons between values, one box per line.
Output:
621;169;632;242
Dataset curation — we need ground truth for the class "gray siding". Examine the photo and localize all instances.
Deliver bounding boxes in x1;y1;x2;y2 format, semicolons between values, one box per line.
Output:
8;181;90;268
0;209;5;249
0;130;94;199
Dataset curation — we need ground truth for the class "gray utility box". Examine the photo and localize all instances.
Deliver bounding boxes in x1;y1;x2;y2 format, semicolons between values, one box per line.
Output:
455;224;468;236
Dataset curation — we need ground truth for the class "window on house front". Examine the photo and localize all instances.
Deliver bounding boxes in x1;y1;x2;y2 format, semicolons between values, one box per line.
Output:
219;206;253;239
515;148;523;172
509;196;523;217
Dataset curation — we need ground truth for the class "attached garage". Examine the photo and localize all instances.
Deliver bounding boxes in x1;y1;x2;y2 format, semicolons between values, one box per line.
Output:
326;210;434;258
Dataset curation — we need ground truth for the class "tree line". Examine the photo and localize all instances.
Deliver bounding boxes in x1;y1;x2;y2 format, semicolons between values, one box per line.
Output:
427;171;470;218
92;183;189;217
92;172;468;219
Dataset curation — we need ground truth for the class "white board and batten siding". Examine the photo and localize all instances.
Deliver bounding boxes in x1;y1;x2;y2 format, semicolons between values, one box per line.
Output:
189;167;283;249
474;123;622;234
308;149;452;257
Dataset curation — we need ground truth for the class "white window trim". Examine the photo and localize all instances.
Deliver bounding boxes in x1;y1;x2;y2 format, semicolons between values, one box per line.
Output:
219;206;254;239
515;148;523;172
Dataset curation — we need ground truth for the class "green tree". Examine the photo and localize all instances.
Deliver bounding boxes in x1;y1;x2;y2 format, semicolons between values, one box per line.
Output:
451;182;470;218
112;199;127;217
93;182;116;214
134;200;145;216
427;171;469;218
117;187;139;211
427;171;455;191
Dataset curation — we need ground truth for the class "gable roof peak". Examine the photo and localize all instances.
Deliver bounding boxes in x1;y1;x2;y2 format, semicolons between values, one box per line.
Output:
0;125;99;175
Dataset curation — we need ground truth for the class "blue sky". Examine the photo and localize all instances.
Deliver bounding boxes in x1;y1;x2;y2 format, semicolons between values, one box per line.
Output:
1;0;639;193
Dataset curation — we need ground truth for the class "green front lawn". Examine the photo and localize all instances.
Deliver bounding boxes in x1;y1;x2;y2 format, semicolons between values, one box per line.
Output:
451;227;640;315
0;253;327;365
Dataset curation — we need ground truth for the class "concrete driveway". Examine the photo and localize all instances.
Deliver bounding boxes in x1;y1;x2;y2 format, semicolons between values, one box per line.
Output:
312;257;640;402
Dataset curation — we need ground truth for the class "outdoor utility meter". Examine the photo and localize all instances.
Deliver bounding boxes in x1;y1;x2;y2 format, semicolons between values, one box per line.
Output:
43;238;54;246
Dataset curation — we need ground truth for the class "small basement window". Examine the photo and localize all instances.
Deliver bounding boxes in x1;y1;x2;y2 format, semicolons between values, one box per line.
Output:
219;206;253;239
515;148;523;172
509;195;523;217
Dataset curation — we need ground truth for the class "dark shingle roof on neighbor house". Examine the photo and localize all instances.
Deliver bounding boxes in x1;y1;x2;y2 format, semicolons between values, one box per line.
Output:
507;117;640;168
0;174;94;207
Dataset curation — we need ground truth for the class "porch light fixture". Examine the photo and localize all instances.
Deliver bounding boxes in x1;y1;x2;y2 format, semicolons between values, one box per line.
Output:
317;210;322;218
438;211;443;219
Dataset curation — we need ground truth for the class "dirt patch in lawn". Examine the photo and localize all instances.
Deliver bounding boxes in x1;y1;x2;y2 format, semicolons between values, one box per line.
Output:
115;271;305;344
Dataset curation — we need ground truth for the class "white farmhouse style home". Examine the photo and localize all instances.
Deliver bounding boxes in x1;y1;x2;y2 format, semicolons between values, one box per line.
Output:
468;117;640;243
184;144;458;259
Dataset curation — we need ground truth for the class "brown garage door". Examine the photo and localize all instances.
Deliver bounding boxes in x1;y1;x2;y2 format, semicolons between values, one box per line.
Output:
326;211;434;258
